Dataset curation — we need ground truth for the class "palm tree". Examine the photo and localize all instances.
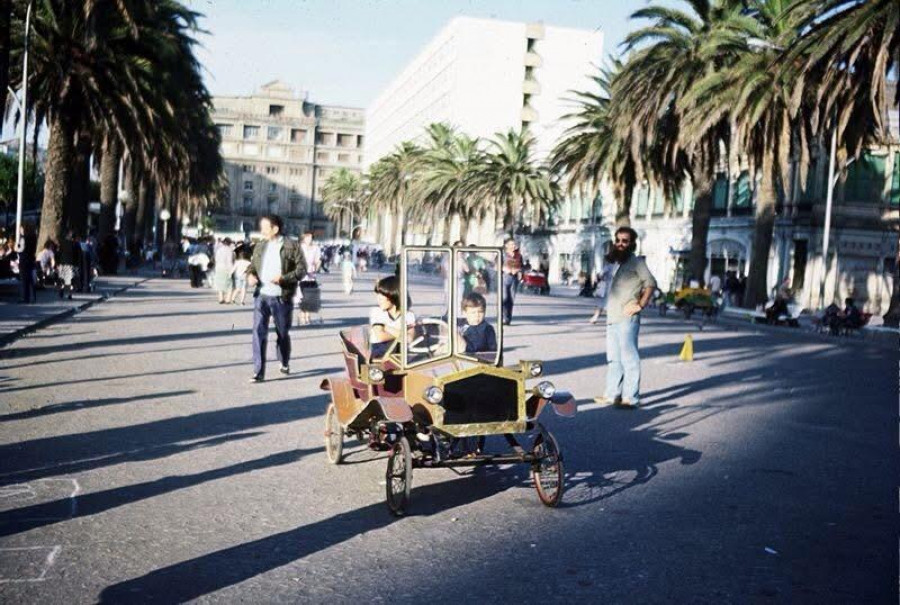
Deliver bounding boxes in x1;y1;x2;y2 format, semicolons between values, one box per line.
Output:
779;0;899;323
367;141;422;255
6;0;220;247
417;123;484;244
475;129;558;234
614;0;752;285
321;167;362;238
680;0;800;307
552;62;639;227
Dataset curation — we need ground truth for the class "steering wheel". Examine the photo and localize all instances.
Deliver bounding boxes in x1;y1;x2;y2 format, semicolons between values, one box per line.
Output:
408;318;450;356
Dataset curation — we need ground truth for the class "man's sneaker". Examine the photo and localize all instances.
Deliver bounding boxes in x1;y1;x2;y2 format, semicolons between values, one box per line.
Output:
279;365;290;375
593;396;621;405
249;374;264;383
618;399;636;409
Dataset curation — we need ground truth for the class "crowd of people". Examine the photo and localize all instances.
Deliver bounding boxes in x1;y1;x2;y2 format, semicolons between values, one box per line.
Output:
1;223;100;303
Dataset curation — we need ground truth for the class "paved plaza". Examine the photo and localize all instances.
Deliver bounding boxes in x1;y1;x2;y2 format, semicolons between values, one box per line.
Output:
0;272;896;603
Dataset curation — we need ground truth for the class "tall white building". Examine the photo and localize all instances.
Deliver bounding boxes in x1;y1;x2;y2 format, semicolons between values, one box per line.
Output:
366;17;603;164
365;17;604;270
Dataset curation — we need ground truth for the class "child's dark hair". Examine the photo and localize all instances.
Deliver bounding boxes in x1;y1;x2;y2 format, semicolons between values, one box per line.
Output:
375;275;401;308
462;292;487;311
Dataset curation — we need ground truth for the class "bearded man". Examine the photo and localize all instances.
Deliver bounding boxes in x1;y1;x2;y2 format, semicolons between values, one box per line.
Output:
594;226;657;408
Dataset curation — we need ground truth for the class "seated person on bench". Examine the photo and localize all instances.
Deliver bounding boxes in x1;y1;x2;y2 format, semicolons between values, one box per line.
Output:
369;275;415;359
457;292;497;355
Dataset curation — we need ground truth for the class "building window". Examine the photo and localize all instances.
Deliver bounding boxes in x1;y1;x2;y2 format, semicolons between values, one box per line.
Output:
338;153;350;163
216;123;233;137
242;164;256;173
267;126;283;141
844;151;887;202
290;195;304;217
243;125;260;139
289;167;305;176
291;129;308;143
268;183;277;193
634;187;650;217
265;165;278;175
712;173;728;214
651;189;665;216
267;196;278;214
242;194;254;214
337;133;354;147
316;132;334;146
269;104;284;116
243;180;253;191
316;151;329;163
356;135;364;148
734;170;752;212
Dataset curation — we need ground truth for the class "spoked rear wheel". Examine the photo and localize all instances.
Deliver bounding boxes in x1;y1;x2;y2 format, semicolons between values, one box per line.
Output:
532;432;564;507
386;436;413;516
324;403;344;464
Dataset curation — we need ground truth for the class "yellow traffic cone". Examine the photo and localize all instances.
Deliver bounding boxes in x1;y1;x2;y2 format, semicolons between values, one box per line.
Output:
679;334;694;361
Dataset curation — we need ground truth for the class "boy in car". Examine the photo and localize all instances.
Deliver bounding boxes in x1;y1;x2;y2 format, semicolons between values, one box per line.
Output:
458;292;497;355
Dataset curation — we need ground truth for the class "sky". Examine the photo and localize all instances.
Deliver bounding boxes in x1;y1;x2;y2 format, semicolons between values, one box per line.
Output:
193;0;669;108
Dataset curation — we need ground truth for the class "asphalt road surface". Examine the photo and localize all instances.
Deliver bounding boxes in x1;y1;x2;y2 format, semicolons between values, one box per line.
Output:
0;271;896;603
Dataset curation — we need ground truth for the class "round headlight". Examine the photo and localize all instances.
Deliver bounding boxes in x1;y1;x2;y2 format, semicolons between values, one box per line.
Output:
368;367;384;382
529;362;543;377
536;381;556;399
424;386;444;404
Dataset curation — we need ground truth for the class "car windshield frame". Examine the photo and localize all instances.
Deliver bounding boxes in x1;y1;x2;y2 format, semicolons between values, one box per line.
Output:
399;245;503;370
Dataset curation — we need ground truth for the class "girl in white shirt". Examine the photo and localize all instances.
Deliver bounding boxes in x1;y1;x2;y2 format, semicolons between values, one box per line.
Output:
369;275;414;359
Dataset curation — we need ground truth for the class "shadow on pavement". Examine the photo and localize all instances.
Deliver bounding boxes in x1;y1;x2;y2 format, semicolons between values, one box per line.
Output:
0;447;319;538
0;390;195;422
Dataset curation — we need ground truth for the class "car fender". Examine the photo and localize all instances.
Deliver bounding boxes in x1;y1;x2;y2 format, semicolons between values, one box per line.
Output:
361;396;413;424
526;390;577;420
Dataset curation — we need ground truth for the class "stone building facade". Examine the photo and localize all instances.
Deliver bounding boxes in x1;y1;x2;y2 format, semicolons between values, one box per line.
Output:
211;81;364;238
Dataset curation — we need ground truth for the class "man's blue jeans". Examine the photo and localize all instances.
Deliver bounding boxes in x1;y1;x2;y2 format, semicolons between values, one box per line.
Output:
502;274;517;323
252;295;293;377
605;315;642;404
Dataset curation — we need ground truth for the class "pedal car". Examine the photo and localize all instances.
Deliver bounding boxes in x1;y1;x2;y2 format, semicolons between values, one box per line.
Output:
320;246;576;515
521;270;550;295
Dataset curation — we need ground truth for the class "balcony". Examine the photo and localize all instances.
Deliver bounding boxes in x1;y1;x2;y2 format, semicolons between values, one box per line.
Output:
523;79;541;95
523;52;542;68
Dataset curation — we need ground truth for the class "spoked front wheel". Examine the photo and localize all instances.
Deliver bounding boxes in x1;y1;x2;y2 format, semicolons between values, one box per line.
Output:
324;403;344;464
386;436;413;516
532;432;564;507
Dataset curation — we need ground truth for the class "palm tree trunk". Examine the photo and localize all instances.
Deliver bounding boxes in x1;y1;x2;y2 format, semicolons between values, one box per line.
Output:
458;213;471;245
66;131;92;237
39;114;77;247
121;162;138;248
98;137;120;240
135;176;149;248
390;207;401;257
442;212;453;245
616;181;635;227
688;171;714;287
744;150;779;308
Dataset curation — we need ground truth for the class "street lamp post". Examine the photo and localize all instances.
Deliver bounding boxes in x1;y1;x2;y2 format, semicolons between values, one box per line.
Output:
817;129;858;310
9;1;33;246
159;209;171;243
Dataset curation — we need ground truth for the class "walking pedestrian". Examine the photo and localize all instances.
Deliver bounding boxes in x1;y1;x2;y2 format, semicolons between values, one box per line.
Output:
16;223;38;304
214;238;235;304
37;239;55;289
246;214;307;383
501;237;523;325
56;230;81;300
230;250;251;305
341;252;356;295
300;232;321;273
187;245;209;288
593;226;657;409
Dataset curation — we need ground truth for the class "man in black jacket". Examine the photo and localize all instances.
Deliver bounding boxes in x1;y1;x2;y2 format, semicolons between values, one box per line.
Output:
246;214;307;382
16;223;38;303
